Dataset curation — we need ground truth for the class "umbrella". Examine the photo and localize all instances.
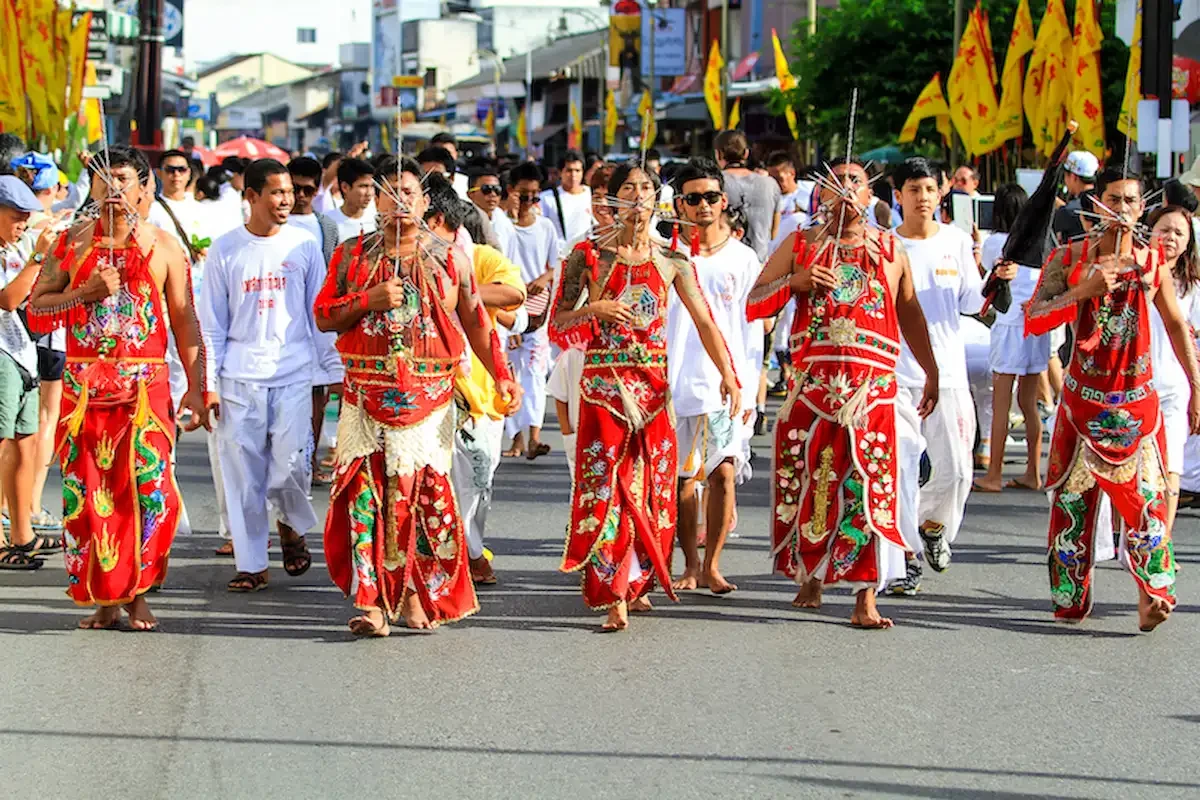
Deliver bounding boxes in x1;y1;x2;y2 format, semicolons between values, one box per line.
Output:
859;145;907;165
189;145;220;167
212;136;290;163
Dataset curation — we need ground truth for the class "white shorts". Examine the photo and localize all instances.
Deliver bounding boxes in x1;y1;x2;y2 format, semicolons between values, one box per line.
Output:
1049;326;1067;359
989;324;1050;376
677;409;743;480
546;348;584;432
1161;390;1188;474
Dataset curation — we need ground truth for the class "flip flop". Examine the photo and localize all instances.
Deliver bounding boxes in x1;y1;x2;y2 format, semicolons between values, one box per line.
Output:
1004;479;1042;491
972;480;1003;493
526;442;551;461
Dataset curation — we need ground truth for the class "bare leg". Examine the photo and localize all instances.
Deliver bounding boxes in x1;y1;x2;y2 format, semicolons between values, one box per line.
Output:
123;595;159;631
702;460;738;594
30;379;61;516
602;601;629;631
792;578;823;608
555;399;573;437
401;588;433;630
310;385;329;475
1;435;37;547
1015;374;1043;489
502;431;525;458
672;476;702;589
1047;356;1064;402
1166;472;1181;538
975;373;1014;492
1137;585;1171;632
850;588;894;629
527;425;549;459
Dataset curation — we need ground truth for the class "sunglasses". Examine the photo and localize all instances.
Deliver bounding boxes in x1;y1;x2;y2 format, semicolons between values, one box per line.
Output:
683;191;723;206
471;184;502;196
293;184;317;197
517;192;539;202
162;165;190;175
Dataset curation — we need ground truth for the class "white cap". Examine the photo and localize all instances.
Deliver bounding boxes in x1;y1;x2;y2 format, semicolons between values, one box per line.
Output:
1063;151;1099;181
1181;156;1200;187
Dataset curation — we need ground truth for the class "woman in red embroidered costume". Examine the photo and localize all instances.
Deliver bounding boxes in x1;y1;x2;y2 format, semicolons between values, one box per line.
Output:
28;146;209;631
745;159;939;629
1024;169;1200;632
553;163;740;632
315;159;520;637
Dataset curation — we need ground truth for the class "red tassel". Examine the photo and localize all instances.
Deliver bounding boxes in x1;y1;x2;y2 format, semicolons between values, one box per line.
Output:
793;231;803;254
446;247;455;277
1067;260;1085;287
883;233;895;262
670;223;680;251
92;218;103;242
53;230;68;259
690;228;700;257
1080;237;1089;264
1061;247;1071;267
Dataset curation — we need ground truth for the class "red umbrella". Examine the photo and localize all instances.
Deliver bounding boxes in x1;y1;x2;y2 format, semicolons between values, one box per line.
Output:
213;136;290;163
190;145;220;167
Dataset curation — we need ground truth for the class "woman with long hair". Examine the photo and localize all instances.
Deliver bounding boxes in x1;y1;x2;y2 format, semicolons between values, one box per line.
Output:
974;182;1050;492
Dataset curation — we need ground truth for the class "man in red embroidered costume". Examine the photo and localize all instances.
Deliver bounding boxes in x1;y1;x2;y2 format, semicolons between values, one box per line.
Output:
29;146;209;631
1025;168;1200;631
746;159;939;629
552;163;741;632
315;157;521;637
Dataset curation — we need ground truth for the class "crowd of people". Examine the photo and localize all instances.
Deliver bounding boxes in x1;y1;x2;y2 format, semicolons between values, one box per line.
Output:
0;125;1195;635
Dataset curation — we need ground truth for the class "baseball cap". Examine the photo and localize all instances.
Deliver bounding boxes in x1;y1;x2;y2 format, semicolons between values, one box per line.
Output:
0;174;44;212
1181;156;1200;188
1063;151;1099;182
9;151;58;191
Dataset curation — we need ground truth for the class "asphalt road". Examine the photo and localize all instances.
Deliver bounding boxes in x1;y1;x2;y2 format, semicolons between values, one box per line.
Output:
1;420;1198;800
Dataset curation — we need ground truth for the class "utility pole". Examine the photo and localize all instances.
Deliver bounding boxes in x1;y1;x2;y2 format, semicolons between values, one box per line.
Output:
806;0;816;162
647;0;657;110
950;0;964;162
720;0;730;126
134;0;164;148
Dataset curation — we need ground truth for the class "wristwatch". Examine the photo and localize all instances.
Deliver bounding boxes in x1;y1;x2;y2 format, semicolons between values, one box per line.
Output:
31;252;46;265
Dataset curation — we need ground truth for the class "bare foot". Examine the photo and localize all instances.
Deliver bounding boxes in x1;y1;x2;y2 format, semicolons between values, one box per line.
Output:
348;608;391;638
792;579;823;609
401;591;434;632
123;595;159;631
629;595;653;613
850;589;894;629
671;567;701;591
501;446;524;458
1138;592;1172;632
704;569;737;595
601;602;629;632
78;606;121;630
469;556;497;585
972;477;1004;493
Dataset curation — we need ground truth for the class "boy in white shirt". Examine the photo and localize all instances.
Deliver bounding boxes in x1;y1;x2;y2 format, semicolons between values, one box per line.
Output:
667;160;758;595
889;157;986;594
324;157;377;244
199;159;331;592
539;150;591;257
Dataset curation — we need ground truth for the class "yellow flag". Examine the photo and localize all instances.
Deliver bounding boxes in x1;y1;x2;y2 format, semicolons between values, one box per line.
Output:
704;39;724;131
966;6;1001;155
727;98;741;131
898;73;952;145
568;99;582;149
1118;0;1142;137
994;0;1035;145
948;6;999;156
83;61;102;143
1033;0;1072;155
67;11;91;124
1070;0;1104;156
381;119;390;153
603;90;618;149
20;0;57;143
47;4;72;148
771;28;800;140
638;89;656;149
485;106;496;138
0;0;26;134
516;105;528;149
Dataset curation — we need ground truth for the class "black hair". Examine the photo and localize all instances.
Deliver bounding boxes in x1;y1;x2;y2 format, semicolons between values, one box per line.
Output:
416;147;456;175
337;157;375;190
205;164;229;185
0;133;25;175
91;145;151;183
725;205;748;234
1163;178;1200;213
194;176;221;201
584;152;601;169
1095;166;1143;197
673;157;724;193
766;151;795;170
560;149;584;170
321;151;342;170
460;201;486;243
431;132;457;148
159;149;188;165
607;162;661;197
188;158;203;182
929;160;950;186
287;156;322;182
221;156;246;174
892;157;940;190
469;166;500;187
509;161;543;188
372;155;422;182
243;158;290;194
644;148;661;162
991;183;1028;233
423;173;464;230
1079;189;1096;215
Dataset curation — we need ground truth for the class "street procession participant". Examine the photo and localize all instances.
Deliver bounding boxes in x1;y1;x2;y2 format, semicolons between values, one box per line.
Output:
746;158;939;628
28;145;209;630
315;156;521;637
666;158;757;596
1025;167;1200;631
199;159;330;593
554;162;741;632
888;157;986;595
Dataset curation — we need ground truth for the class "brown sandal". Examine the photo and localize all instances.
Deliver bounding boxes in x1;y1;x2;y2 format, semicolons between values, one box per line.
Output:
227;571;268;592
281;536;312;577
214;541;235;556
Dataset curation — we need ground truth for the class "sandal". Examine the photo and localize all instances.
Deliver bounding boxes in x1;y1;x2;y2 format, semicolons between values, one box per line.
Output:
214;540;235;557
26;534;62;555
0;546;43;570
227;571;268;592
281;536;312;577
526;442;551;461
31;508;61;531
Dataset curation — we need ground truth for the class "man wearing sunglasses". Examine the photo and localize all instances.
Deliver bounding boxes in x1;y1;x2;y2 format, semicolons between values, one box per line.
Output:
667;159;760;597
148;150;213;264
469;167;516;260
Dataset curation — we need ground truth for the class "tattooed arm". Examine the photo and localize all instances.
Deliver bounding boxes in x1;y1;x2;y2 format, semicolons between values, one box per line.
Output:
553;249;630;328
453;243;523;412
30;223;118;313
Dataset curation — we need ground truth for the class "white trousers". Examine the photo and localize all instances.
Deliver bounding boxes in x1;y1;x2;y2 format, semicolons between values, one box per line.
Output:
217;378;317;574
507;332;551;436
1183;435;1200;493
896;385;976;555
451;413;505;560
207;428;231;539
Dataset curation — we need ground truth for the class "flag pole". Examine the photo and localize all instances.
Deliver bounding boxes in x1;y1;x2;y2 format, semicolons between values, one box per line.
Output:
721;0;730;126
951;0;964;163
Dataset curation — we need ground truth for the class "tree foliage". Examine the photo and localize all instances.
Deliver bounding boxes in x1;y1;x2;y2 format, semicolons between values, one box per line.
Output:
783;0;1130;153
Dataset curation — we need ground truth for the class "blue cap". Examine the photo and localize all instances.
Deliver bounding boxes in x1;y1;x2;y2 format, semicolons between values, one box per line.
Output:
0;175;44;212
9;152;57;192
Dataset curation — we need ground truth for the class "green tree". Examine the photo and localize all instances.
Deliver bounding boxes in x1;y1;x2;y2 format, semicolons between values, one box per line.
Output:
780;0;1129;155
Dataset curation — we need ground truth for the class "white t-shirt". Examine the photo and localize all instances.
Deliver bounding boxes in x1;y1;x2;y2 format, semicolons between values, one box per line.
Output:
980;232;1040;328
287;213;323;250
148;196;214;251
1151;286;1200;397
489;207;518;261
667;238;759;417
325;205;376;244
540;186;592;254
0;238;36;374
199;225;334;390
213;184;247;238
511;216;560;286
895;223;984;390
778;181;813;217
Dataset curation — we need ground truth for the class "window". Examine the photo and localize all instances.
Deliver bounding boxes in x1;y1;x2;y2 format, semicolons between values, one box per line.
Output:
297;28;316;43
